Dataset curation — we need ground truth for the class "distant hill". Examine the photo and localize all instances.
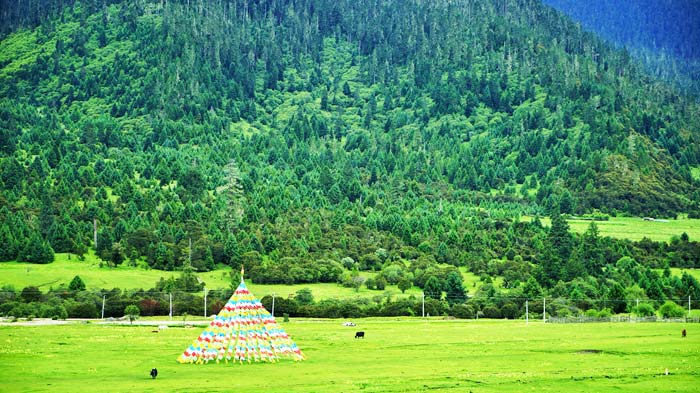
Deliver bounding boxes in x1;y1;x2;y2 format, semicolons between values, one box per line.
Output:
1;0;699;286
543;0;700;96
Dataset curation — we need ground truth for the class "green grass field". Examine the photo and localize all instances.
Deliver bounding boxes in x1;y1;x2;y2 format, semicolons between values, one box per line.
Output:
0;319;696;392
0;254;231;291
529;216;700;242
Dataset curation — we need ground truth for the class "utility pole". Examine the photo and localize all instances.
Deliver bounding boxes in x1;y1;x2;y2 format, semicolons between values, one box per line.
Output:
204;287;207;318
169;293;173;320
422;292;425;318
93;218;98;250
271;292;276;317
101;295;105;319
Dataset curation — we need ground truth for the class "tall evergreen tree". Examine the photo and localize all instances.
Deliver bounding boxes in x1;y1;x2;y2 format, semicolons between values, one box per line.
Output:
444;271;467;306
423;276;443;301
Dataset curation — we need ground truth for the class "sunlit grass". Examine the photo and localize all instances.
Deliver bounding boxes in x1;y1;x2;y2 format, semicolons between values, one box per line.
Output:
527;216;700;242
0;319;696;392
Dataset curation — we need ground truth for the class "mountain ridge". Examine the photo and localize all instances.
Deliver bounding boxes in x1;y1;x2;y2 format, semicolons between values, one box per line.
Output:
0;0;699;279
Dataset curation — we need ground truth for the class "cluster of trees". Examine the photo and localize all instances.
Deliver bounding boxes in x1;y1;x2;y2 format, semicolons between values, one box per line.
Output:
1;261;696;320
1;0;699;299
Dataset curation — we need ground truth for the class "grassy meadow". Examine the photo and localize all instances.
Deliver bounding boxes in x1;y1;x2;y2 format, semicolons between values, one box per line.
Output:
529;216;700;242
0;319;697;392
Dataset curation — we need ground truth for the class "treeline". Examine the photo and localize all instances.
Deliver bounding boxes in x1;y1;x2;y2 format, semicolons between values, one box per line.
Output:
1;256;698;320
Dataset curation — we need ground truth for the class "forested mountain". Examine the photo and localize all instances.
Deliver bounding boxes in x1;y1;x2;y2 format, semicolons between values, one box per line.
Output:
1;0;699;304
543;0;700;96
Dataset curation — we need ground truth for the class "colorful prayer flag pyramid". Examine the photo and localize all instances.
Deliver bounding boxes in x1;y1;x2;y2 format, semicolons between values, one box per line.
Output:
178;271;304;364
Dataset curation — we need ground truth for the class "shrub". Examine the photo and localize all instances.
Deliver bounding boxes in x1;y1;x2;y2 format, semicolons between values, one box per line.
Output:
658;301;686;318
482;305;501;319
20;286;42;303
632;303;655;317
9;302;39;318
500;302;520;319
67;301;99;318
39;302;68;319
450;304;475;319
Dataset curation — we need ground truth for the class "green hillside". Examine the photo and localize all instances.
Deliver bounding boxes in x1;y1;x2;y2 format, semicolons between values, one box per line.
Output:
1;1;700;319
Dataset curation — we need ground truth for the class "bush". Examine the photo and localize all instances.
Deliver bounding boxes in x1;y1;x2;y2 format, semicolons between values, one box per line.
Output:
9;302;39;318
597;308;612;318
450;304;475;319
500;302;520;319
0;301;19;316
632;303;655;317
20;286;42;303
381;298;416;317
66;300;99;318
482;305;501;319
658;301;686;318
420;298;448;317
39;302;68;319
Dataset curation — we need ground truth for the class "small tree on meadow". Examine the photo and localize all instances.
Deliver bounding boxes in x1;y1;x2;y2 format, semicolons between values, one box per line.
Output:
124;304;140;325
68;275;86;291
295;288;315;306
398;278;412;294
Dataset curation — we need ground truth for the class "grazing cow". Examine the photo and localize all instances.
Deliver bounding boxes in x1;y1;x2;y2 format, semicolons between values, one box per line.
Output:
150;368;158;379
682;329;686;338
355;331;365;339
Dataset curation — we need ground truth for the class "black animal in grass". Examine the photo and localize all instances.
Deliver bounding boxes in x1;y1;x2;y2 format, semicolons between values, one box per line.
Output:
682;329;687;338
355;331;365;339
150;368;158;379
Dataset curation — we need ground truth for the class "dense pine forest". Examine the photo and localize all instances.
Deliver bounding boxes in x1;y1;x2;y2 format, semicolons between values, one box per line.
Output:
1;0;700;318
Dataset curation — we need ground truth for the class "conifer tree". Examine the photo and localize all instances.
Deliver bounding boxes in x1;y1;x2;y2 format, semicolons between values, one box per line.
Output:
444;271;467;305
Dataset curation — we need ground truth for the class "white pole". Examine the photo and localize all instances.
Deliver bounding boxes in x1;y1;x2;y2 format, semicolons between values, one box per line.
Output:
543;297;546;323
101;295;105;319
204;287;207;318
271;292;276;317
169;293;173;320
526;300;529;325
422;292;425;318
